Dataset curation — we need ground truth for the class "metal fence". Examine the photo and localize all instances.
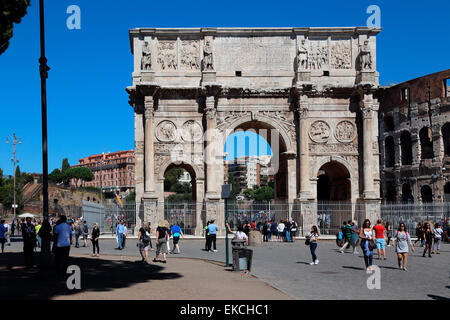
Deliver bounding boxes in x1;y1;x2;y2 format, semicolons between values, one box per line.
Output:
380;202;450;235
164;202;197;235
317;201;358;235
103;203;137;236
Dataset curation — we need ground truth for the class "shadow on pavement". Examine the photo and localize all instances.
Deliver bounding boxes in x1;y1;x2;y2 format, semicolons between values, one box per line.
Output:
295;261;311;265
427;294;450;300
342;265;365;271
0;252;182;300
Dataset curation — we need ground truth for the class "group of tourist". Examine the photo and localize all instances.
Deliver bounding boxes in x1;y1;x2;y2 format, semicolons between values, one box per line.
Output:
204;220;218;252
306;218;445;272
259;219;298;242
137;221;185;264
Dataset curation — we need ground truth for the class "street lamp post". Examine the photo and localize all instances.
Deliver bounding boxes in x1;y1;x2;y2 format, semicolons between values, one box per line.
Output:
39;0;52;268
5;133;21;219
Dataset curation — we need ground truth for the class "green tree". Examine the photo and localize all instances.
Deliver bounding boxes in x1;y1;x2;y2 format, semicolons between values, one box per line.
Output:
0;0;31;55
0;168;3;187
124;190;136;203
49;168;63;184
164;168;184;192
15;165;21;179
61;158;70;173
228;173;240;197
65;167;94;187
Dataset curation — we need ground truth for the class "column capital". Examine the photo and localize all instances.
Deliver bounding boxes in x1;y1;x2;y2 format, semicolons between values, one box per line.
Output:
205;96;216;120
144;95;154;119
360;106;374;120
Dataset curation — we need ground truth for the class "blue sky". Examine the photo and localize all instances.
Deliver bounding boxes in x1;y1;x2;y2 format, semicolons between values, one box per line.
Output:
0;0;449;174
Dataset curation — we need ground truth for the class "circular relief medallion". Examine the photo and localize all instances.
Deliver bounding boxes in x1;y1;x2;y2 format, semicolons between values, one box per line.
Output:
155;120;177;142
181;120;203;142
335;120;356;143
309;120;331;143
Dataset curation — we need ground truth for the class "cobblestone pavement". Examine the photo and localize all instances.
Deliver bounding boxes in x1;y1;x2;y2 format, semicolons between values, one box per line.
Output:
3;237;449;300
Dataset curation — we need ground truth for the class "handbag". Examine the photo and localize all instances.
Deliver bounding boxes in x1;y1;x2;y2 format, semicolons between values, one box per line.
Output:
368;239;377;251
305;238;311;246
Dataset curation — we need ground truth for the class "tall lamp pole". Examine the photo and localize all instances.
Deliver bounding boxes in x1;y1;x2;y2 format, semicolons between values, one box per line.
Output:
39;0;51;268
5;133;21;219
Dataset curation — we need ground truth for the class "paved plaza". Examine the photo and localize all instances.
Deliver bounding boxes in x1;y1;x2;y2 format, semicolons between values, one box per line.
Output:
1;236;449;300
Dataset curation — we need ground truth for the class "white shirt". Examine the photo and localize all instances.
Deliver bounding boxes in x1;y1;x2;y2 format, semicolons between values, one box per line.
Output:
277;223;285;232
234;231;248;240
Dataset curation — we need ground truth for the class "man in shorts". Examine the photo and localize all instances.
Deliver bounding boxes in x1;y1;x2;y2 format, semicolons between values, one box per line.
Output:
170;223;184;254
137;222;153;263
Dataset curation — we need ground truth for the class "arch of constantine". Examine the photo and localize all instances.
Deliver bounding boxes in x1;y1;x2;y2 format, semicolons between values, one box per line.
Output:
126;27;382;235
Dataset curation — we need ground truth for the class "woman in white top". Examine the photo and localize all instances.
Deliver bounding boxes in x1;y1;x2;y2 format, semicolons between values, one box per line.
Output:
432;223;443;254
226;223;248;246
307;226;319;265
359;219;376;271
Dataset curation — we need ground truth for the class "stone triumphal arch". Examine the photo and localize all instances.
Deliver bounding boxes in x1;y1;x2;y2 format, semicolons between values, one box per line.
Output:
126;27;382;235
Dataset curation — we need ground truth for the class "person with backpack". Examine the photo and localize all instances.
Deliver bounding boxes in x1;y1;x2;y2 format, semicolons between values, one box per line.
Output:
154;221;168;263
306;225;319;265
339;221;353;253
432;223;443;254
170;223;184;254
137;222;153;263
394;222;414;271
81;221;89;247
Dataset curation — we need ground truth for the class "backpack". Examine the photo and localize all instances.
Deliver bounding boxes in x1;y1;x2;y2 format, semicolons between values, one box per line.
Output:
83;224;88;234
142;230;150;244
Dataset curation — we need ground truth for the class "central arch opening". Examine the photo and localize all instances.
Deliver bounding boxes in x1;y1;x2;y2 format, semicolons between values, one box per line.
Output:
317;161;351;235
163;163;197;234
223;120;291;227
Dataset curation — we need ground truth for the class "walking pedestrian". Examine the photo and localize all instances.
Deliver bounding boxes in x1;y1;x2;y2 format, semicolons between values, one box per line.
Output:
432;223;443;254
359;219;375;271
91;222;100;257
170;223;184;254
422;222;434;257
386;221;393;246
74;221;82;248
277;220;285;242
81;221;89;247
137;222;153;263
414;222;424;246
350;221;360;254
0;220;6;253
339;221;353;253
3;220;11;246
53;215;73;276
207;220;218;252
306;225;319;265
11;219;15;236
394;222;414;271
21;217;37;268
373;219;387;260
154;221;168;263
115;220;126;250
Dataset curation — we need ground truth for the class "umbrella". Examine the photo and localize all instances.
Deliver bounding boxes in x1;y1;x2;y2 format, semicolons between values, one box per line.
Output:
18;213;37;218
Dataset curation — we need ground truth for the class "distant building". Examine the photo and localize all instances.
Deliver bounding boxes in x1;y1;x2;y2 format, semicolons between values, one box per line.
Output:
227;156;272;191
73;150;135;195
178;171;192;184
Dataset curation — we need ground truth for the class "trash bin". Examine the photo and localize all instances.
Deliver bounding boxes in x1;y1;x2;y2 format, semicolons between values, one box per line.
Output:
231;243;253;272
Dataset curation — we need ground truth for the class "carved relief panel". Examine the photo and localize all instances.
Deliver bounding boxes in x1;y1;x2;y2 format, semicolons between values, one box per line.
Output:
334;120;356;143
157;40;177;70
308;40;329;70
155;120;177;142
309;120;331;143
330;40;351;69
180;40;200;70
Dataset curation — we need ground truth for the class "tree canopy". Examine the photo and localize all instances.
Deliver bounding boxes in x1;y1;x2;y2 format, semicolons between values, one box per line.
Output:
0;0;31;55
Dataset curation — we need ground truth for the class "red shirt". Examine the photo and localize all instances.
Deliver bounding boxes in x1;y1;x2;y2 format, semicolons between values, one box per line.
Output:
373;225;385;239
251;222;256;231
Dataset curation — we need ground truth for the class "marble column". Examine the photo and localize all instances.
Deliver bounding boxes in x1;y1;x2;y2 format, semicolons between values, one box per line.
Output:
205;95;219;198
361;101;376;199
144;96;156;195
134;111;145;233
298;95;312;200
